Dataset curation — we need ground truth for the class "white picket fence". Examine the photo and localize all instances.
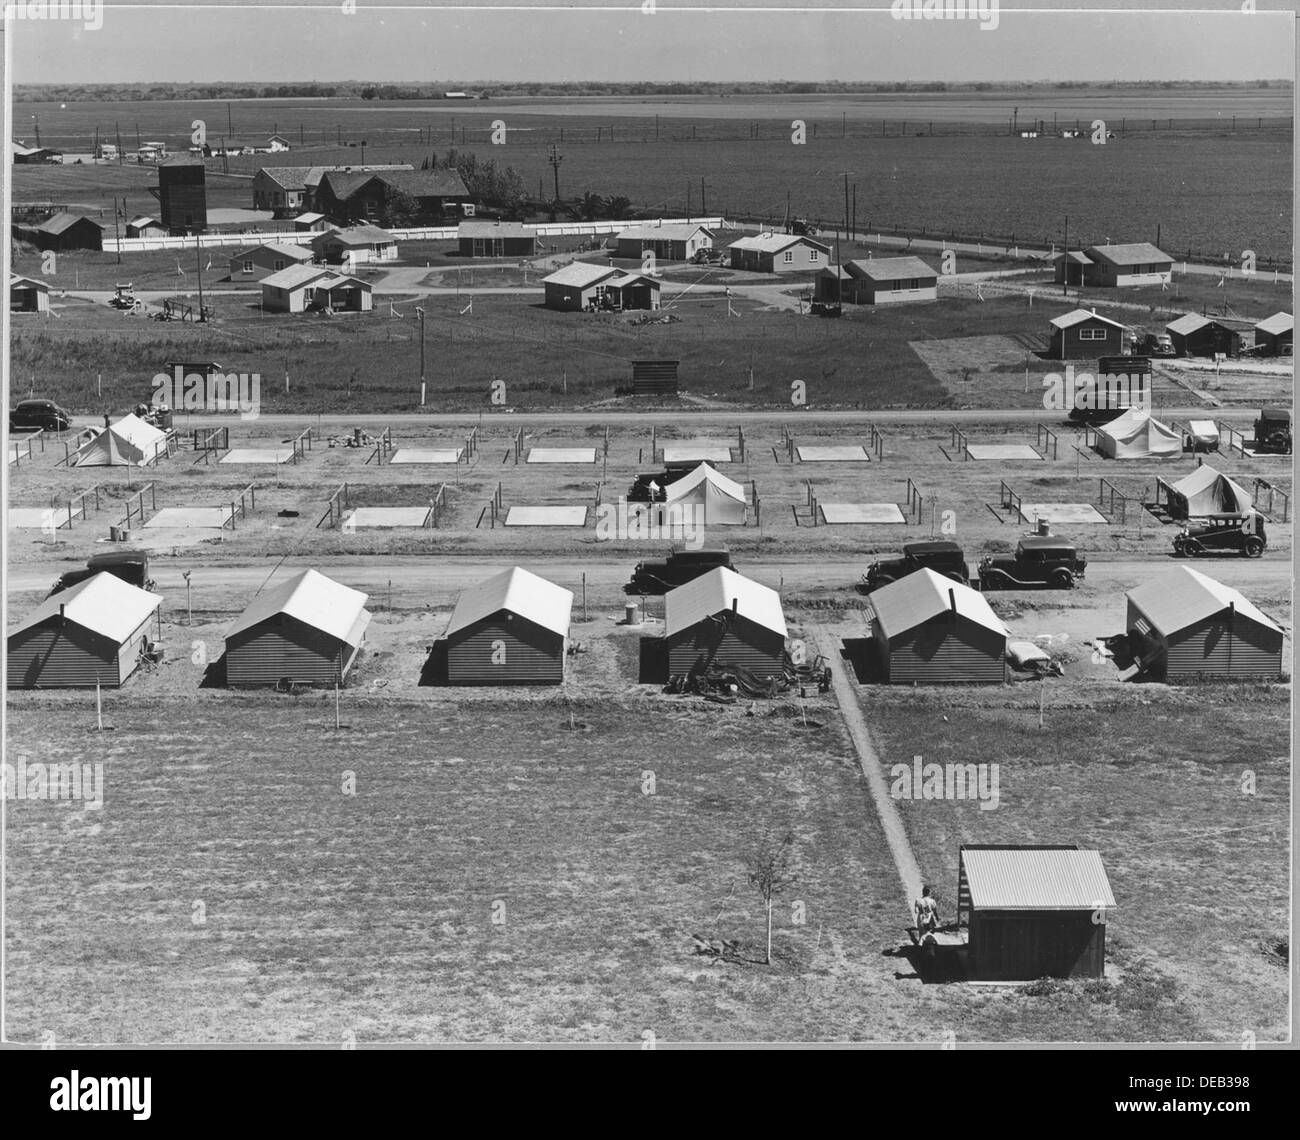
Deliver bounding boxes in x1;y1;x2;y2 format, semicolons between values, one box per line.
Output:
101;216;725;254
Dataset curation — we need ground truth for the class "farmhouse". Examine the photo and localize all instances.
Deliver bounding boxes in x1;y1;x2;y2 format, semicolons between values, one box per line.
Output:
458;220;537;258
1157;464;1252;519
1047;308;1128;359
224;569;371;688
1253;312;1293;356
229;242;315;282
260;264;372;314
541;262;660;312
663;567;787;678
125;215;167;239
252;164;414;215
1096;408;1180;459
8;573;162;689
72;414;171;467
310;224;397;265
727;232;831;274
1126;566;1283;681
957;846;1115;981
157;155;207;234
441;566;573;686
310;168;470;225
868;569;1008;685
1166;313;1244;359
1077;243;1173;287
660;464;747;526
15;211;104;252
10;274;50;313
615;223;714;262
816;256;938;305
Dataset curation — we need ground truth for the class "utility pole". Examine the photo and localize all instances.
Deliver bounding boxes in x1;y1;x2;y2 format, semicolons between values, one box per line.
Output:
547;143;563;204
701;176;706;215
1062;214;1069;296
415;306;426;405
32;114;40;146
1013;105;1019;135
112;199;122;265
227;102;234;140
195;232;206;321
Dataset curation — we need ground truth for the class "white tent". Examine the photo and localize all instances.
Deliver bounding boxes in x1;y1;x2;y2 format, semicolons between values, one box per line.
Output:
1097;408;1181;459
660;463;747;526
1164;465;1253;517
1185;420;1220;449
72;414;169;467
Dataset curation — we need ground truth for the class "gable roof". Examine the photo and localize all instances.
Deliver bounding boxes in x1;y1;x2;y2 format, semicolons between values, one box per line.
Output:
459;220;533;239
127;215;162;229
1166;312;1216;336
1053;250;1094;265
319;168;468;202
961;847;1116;911
232;242;313;263
1127;566;1281;637
664;567;786;639
617;223;713;243
542;261;621;289
313;223;395;247
9;572;161;645
729;232;831;255
846;256;936;282
226;569;370;647
869;568;1008;640
1049;307;1127;331
261;264;333;291
1254;311;1293;336
295;211;327;224
664;462;746;503
1085;242;1172;266
10;273;50;292
445;566;573;639
36;211;104;236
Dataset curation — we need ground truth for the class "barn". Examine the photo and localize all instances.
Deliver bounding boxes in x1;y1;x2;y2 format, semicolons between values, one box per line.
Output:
1157;464;1252;519
1078;243;1173;287
224;569;371;688
8;572;161;689
816;256;938;305
16;212;105;252
10;274;50;313
458;220;537;258
1126;566;1284;681
1253;312;1293;356
727;232;831;273
958;845;1115;981
442;566;573;686
615;223;714;262
1166;313;1244;358
1047;308;1128;359
869;568;1008;685
229;242;314;282
663;567;787;679
310;224;397;265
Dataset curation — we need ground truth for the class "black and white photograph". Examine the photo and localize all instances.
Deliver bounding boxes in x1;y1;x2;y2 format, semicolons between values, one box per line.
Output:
0;0;1294;1086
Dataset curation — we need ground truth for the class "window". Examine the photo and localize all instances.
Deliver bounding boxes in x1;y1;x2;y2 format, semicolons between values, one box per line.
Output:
784;251;794;263
809;250;820;261
1079;327;1107;341
242;261;253;274
273;260;285;271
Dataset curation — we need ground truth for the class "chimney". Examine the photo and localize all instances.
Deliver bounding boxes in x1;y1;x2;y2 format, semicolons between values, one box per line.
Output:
59;603;65;624
732;596;738;613
948;588;957;613
103;413;111;428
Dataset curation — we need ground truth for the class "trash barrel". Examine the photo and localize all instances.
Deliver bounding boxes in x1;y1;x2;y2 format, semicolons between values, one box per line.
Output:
625;603;640;626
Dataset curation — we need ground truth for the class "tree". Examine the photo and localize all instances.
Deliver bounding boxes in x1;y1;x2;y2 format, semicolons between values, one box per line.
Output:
746;830;797;965
381;189;421;228
605;195;634;221
566;191;607;222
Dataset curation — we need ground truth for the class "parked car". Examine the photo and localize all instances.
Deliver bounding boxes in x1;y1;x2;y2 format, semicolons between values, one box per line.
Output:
626;545;734;595
9;399;73;433
1141;331;1176;357
861;541;970;593
978;537;1087;589
1253;407;1292;455
49;551;154;596
1173;513;1267;558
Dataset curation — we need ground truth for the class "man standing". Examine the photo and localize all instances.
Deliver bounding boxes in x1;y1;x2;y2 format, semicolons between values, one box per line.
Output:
915;885;939;942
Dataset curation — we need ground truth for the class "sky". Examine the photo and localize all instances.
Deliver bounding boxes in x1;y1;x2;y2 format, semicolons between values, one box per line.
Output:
2;2;1295;85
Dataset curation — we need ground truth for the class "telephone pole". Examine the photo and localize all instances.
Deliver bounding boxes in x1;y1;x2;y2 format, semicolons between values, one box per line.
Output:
547;144;563;204
195;232;206;321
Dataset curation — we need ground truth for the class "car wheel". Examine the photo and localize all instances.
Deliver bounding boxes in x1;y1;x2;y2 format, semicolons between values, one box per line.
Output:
1051;569;1074;589
1245;537;1264;558
1173;539;1188;558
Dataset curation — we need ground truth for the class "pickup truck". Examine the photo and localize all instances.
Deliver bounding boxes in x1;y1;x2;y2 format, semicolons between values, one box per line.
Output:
49;551;154;597
861;541;970;593
978;537;1086;590
626;545;734;595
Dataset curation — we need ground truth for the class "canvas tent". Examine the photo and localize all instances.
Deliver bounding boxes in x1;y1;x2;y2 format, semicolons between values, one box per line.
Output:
659;463;747;526
1160;465;1253;518
1185;420;1220;450
1096;408;1180;459
72;414;170;467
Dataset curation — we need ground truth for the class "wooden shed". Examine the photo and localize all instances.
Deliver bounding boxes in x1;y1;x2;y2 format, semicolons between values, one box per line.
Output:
663;567;787;678
10;274;50;313
442;566;573;685
1126;566;1284;681
16;211;105;252
958;845;1115;981
868;568;1008;685
1166;313;1244;359
8;572;161;689
458;220;537;258
1253;312;1293;356
224;569;370;688
1047;308;1127;360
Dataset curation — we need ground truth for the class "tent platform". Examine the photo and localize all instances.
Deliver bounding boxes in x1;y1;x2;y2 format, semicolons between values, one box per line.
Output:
965;444;1043;461
662;443;732;463
343;507;431;529
220;448;293;465
1015;502;1109;524
505;506;589;526
797;445;870;462
819;503;906;524
526;448;597;464
8;508;59;530
144;507;229;529
388;448;463;464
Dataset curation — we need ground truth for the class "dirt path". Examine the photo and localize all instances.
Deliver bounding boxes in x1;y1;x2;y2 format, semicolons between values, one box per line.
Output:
805;621;922;917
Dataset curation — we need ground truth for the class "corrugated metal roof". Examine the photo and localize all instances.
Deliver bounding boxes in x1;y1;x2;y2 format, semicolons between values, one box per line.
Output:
963;847;1116;911
446;566;573;638
664;567;787;639
9;572;161;645
869;568;1007;640
1086;242;1172;266
1127;566;1281;637
261;264;332;291
542;262;620;289
1049;307;1126;331
1254;311;1293;336
226;568;370;646
618;223;713;242
846;256;936;282
664;463;745;503
729;232;830;255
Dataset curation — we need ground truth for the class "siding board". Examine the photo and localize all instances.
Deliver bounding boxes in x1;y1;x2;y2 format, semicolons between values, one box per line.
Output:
445;611;565;685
